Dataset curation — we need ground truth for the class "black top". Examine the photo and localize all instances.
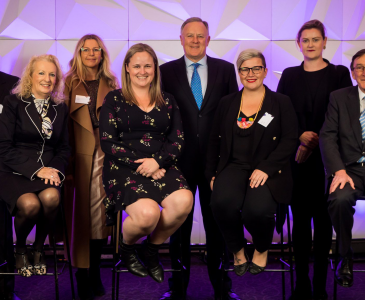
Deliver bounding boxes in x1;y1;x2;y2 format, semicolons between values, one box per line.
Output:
303;65;329;106
230;112;256;169
83;79;99;128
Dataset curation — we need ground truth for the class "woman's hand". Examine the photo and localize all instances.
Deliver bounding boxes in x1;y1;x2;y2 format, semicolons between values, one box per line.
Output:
210;177;215;191
135;158;160;177
249;169;268;188
299;131;319;149
329;169;355;194
36;167;61;186
295;145;313;163
152;168;166;180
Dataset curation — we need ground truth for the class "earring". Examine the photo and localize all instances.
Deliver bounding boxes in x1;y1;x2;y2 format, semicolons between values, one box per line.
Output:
323;46;326;49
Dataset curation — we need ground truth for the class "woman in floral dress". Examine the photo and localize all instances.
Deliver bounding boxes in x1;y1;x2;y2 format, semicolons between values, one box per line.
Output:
99;43;193;283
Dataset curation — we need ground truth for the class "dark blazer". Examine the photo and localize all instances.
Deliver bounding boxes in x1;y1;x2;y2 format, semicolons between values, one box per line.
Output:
320;86;363;183
0;72;18;105
277;60;352;137
205;86;298;204
0;94;70;180
160;55;238;178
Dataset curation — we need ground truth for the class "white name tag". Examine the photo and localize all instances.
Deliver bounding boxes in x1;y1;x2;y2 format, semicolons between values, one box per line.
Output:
75;95;90;104
258;112;274;127
0;104;3;114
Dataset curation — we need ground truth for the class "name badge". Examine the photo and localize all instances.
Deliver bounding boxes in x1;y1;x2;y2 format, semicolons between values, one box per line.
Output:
0;104;3;114
75;95;90;104
258;112;274;127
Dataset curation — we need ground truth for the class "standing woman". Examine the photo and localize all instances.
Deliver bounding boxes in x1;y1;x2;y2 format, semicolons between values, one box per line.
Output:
64;34;119;299
277;20;352;300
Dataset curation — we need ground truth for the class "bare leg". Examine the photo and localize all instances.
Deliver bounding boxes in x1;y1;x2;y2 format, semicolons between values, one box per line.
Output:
252;249;268;267
123;198;161;244
233;247;247;266
150;189;193;245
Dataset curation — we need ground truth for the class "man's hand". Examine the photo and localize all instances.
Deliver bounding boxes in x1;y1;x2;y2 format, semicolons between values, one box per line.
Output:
295;145;313;163
299;131;319;149
329;169;355;194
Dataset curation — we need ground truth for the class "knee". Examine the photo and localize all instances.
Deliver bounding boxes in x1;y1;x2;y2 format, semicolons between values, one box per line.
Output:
40;189;60;211
138;207;160;230
328;190;355;211
18;199;41;218
243;206;273;226
175;190;193;216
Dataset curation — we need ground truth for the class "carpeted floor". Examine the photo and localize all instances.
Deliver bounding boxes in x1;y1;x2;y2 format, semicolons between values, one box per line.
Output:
12;253;365;300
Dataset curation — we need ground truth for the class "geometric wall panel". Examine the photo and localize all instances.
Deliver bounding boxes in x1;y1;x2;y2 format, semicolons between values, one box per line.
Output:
343;0;365;40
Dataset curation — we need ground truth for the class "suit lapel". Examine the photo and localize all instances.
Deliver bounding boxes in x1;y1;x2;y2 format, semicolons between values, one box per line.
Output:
173;56;199;111
21;96;43;140
347;86;362;149
251;86;274;155
96;78;109;119
200;56;217;111
225;90;242;153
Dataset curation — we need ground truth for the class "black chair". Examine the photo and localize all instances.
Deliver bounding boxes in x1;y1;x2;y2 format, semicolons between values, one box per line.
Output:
332;196;365;300
218;204;294;300
111;210;186;300
0;198;75;300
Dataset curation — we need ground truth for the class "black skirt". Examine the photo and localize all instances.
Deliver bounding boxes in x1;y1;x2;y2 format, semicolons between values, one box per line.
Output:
0;171;61;215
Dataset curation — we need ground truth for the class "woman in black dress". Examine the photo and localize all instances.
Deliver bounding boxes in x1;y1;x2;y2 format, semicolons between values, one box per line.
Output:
0;54;70;277
100;43;193;283
277;20;353;300
206;49;297;277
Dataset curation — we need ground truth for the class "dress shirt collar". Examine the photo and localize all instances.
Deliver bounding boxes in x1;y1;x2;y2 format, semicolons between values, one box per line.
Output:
184;55;207;68
359;86;365;102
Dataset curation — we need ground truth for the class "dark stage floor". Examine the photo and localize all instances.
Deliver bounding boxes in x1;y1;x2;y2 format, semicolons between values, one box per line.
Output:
12;253;365;300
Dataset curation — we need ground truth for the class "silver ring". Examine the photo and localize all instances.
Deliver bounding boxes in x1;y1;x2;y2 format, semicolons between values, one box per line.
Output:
51;175;54;178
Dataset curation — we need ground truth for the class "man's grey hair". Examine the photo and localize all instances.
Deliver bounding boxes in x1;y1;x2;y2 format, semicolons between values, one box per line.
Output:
181;17;209;33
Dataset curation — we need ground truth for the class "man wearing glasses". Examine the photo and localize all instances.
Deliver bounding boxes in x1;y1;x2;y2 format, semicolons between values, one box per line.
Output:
159;17;239;300
320;49;365;288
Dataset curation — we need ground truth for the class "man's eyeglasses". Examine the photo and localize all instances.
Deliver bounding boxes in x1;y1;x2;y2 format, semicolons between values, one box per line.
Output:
81;47;102;53
239;66;264;76
354;65;365;74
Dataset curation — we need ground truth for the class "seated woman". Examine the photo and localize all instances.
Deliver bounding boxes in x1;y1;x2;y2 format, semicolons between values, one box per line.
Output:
206;49;298;276
0;54;70;277
99;43;193;283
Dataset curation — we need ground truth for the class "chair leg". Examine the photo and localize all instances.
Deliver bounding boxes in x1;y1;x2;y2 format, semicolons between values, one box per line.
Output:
60;200;75;300
178;229;186;300
52;234;60;300
333;234;339;300
286;206;294;294
280;228;285;300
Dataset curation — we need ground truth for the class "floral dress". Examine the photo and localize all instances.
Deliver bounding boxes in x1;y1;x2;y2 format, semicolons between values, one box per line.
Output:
99;90;189;225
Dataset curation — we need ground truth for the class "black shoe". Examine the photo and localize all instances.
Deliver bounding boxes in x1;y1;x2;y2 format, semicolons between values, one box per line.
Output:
249;261;265;275
335;257;353;287
75;270;94;300
160;290;184;300
214;290;241;300
143;239;164;283
233;251;250;276
3;292;21;300
120;242;148;278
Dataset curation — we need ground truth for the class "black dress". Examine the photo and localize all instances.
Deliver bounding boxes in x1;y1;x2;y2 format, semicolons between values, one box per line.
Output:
100;90;189;225
0;95;70;214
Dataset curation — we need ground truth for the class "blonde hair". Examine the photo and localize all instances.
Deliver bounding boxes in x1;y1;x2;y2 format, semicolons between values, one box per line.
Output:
122;43;164;107
236;49;267;69
12;54;65;104
65;34;119;90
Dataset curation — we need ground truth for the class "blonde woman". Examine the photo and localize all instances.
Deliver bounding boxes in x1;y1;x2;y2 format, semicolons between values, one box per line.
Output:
0;54;70;277
63;34;118;299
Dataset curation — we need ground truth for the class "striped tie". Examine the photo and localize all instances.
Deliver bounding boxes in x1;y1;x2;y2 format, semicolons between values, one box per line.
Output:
358;97;365;162
190;63;203;109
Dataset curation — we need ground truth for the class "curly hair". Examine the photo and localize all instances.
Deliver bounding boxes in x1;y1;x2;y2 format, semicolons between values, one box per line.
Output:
65;34;119;90
12;54;65;104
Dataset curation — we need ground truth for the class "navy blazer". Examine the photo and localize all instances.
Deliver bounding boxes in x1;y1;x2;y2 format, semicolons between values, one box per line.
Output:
206;86;298;204
0;94;70;180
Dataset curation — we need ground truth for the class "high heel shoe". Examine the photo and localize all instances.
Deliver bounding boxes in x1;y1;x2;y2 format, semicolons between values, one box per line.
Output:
120;242;148;277
233;250;250;276
15;250;33;277
32;249;47;275
249;251;268;275
142;238;164;283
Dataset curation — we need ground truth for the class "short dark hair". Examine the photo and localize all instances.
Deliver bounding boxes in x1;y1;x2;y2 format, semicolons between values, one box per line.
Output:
181;17;209;33
350;49;365;70
296;19;326;43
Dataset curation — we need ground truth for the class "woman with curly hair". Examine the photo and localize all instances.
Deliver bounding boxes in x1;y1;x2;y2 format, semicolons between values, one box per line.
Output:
0;54;70;277
63;34;119;299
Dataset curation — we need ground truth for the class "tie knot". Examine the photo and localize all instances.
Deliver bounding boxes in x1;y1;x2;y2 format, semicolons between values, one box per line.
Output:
191;63;200;70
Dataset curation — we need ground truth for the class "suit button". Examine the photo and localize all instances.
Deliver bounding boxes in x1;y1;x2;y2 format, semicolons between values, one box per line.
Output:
199;114;202;118
219;135;221;138
278;170;281;174
273;137;276;140
362;152;365;155
197;134;199;137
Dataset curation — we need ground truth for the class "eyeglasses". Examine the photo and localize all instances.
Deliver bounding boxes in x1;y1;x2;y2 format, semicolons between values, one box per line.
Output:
354;65;365;74
80;47;102;54
239;66;264;76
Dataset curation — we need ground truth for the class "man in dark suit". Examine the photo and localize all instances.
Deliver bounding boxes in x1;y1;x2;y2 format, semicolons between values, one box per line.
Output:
160;17;239;300
319;49;365;288
0;71;20;300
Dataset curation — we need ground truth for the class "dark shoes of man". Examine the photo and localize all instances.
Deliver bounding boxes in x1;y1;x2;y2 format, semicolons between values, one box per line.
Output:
335;256;354;287
215;290;241;300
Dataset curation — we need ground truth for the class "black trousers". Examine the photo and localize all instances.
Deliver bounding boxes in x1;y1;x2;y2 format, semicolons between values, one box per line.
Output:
328;163;365;257
0;201;14;295
168;163;231;294
291;150;333;296
211;164;277;254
